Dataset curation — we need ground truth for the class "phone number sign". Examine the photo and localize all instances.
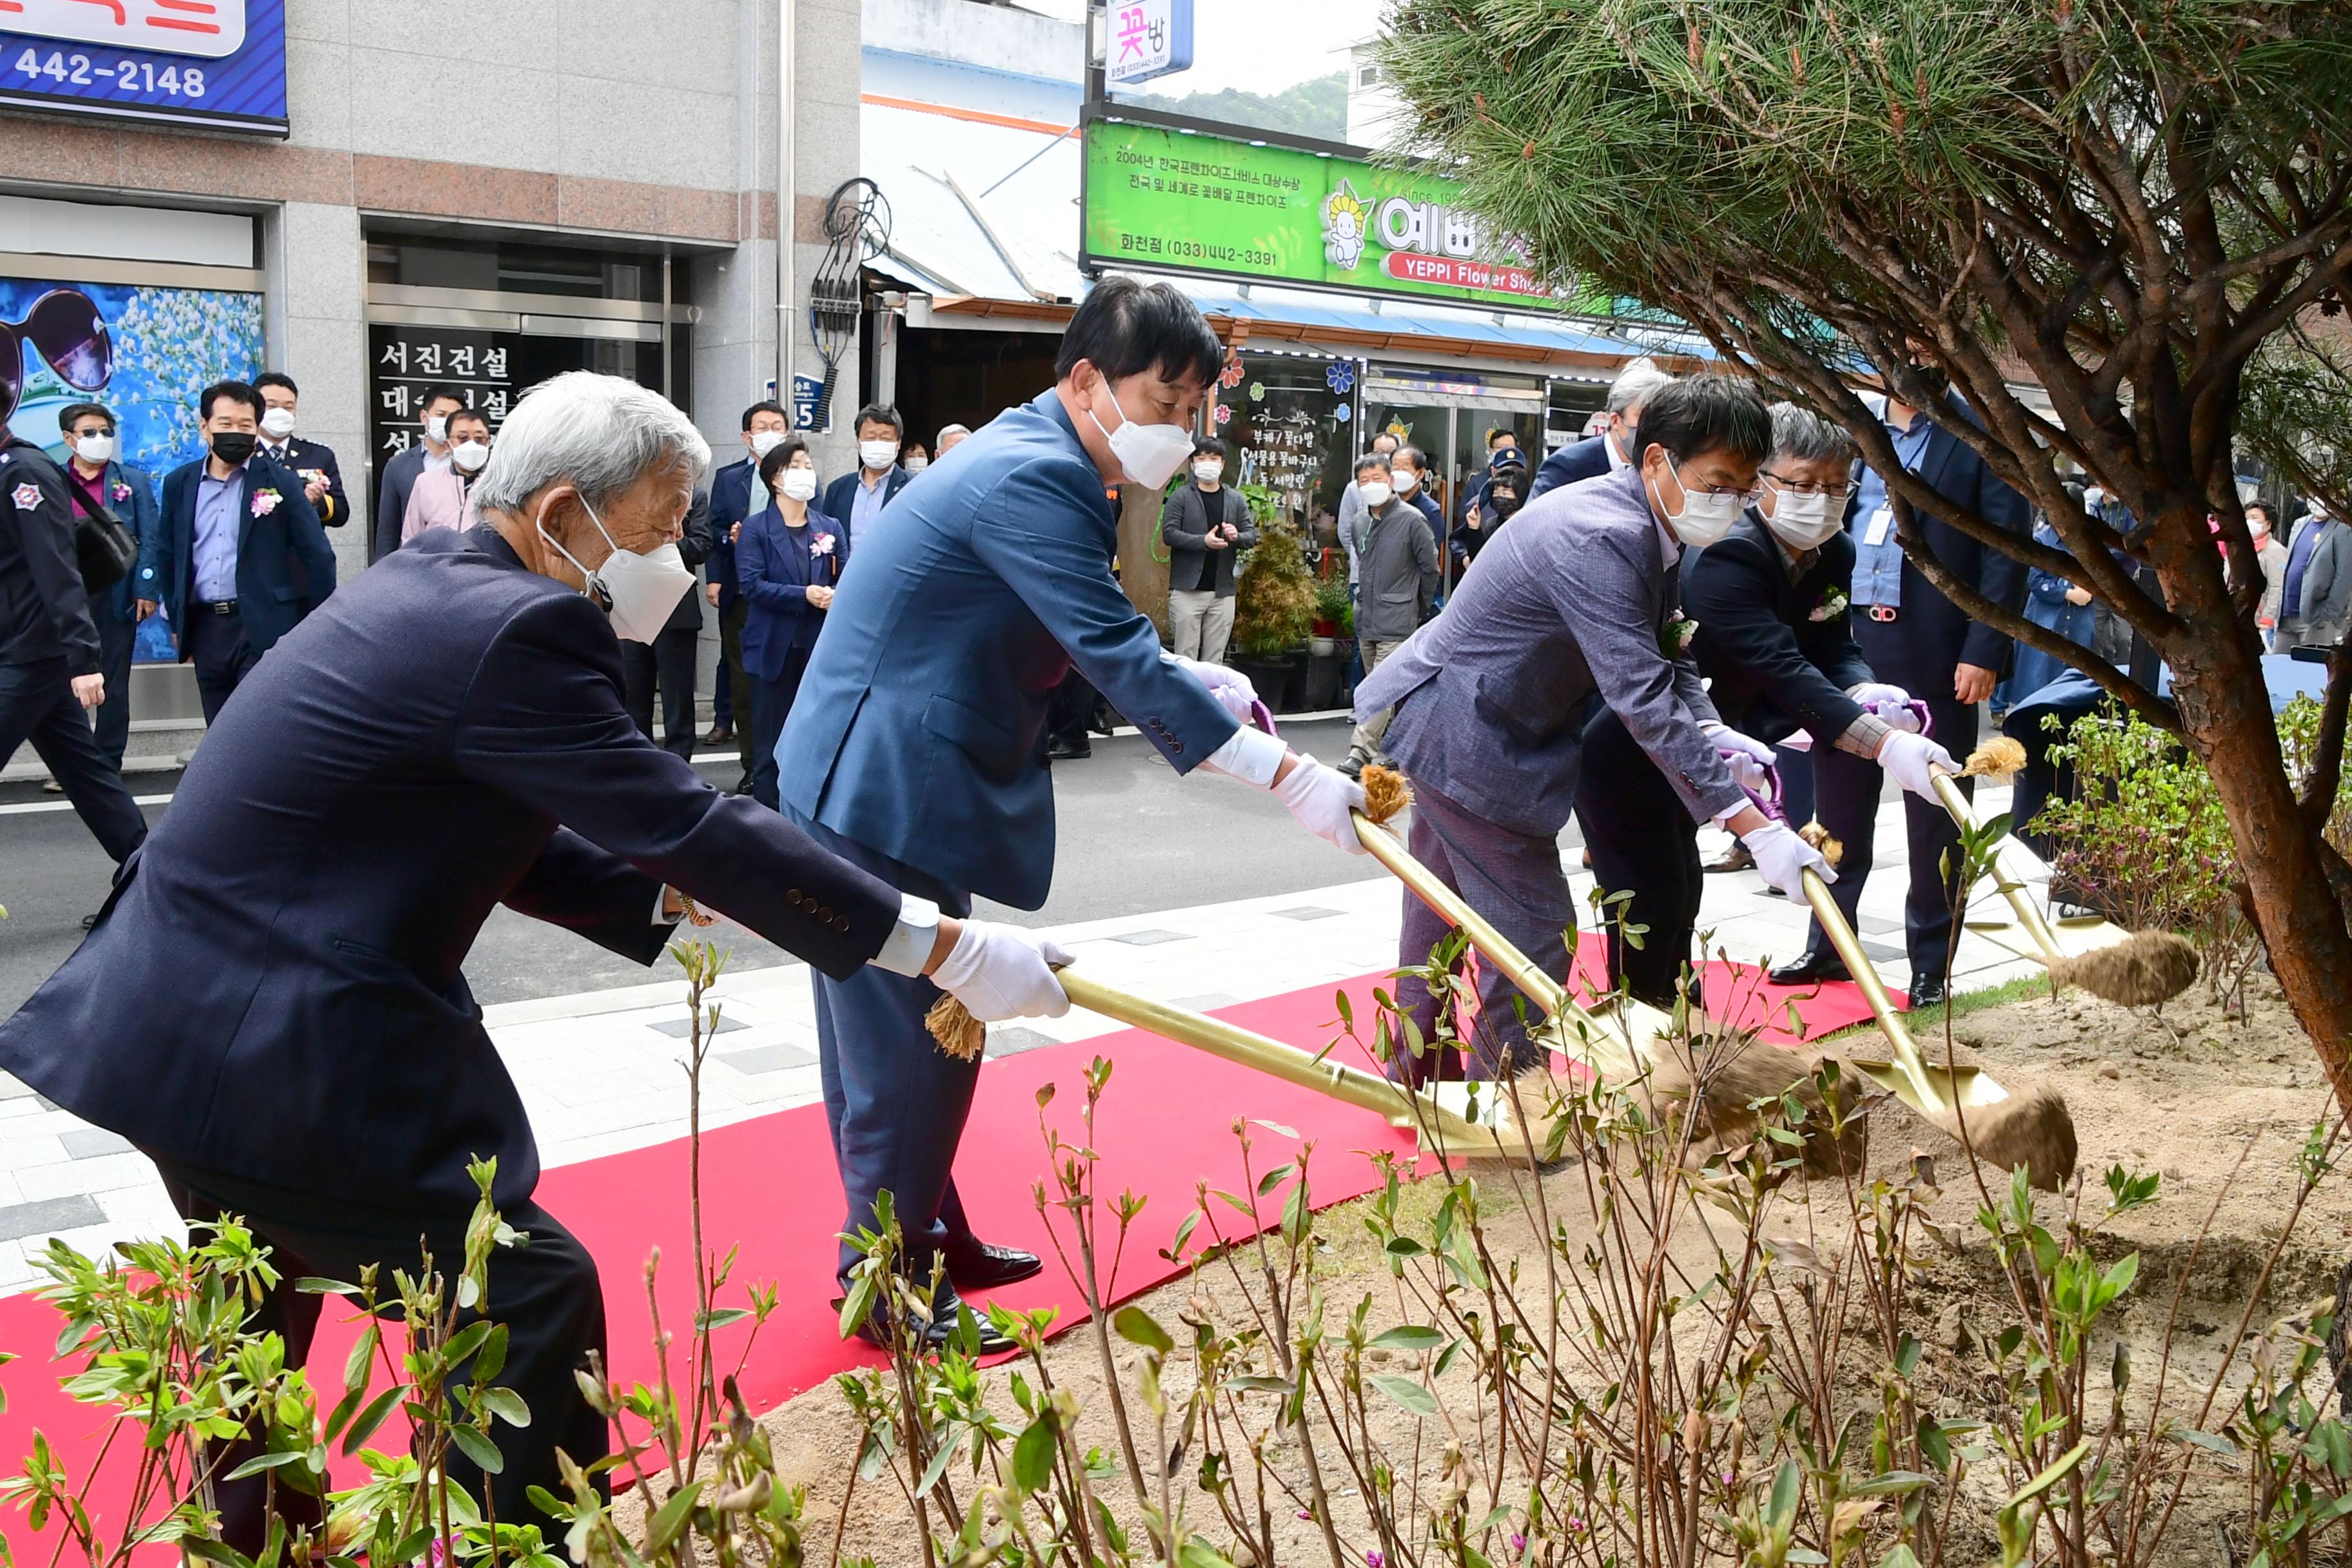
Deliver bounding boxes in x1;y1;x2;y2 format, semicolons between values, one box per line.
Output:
1;0;288;135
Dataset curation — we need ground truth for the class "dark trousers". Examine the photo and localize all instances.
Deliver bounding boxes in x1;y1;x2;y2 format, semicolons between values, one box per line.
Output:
1573;707;1705;1010
621;623;699;763
747;645;813;811
0;657;147;863
717;600;751;779
92;604;134;769
1394;779;1574;1083
154;1159;609;1556
1823;617;1982;981
781;806;985;1288
184;602;259;724
1774;741;1815;827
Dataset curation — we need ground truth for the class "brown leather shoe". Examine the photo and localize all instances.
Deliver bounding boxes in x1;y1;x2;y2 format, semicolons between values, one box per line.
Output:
1705;841;1755;874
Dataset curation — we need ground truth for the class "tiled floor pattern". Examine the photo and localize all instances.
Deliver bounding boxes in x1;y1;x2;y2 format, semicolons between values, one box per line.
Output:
0;786;2041;1294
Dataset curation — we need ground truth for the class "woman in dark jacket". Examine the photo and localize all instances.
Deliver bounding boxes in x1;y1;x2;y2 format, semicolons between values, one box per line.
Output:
738;437;844;808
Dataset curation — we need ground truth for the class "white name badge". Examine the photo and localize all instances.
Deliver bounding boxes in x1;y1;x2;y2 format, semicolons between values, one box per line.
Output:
1863;505;1894;546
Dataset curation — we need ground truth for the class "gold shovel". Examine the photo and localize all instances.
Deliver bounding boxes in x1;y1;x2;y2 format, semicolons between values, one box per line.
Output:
1049;969;1558;1162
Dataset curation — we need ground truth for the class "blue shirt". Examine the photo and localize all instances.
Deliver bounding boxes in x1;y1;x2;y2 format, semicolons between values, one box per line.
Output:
847;469;891;551
2282;519;2326;619
1850;408;1937;608
193;467;243;603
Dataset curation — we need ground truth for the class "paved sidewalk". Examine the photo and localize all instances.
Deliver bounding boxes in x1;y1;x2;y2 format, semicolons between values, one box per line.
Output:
0;785;2039;1296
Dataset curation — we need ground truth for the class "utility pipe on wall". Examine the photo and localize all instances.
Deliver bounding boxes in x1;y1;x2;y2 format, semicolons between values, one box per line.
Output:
777;0;797;406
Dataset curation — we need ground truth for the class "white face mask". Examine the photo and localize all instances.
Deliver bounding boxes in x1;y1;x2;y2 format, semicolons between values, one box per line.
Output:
452;440;491;473
426;415;450;444
1653;454;1745;548
749;429;788;460
73;433;115;465
261;407;297;440
1358;481;1394;509
1088;382;1195;490
777;467;819;503
903;456;929;474
536;491;696;645
1191;461;1223;485
859;438;899;471
1391;468;1420;494
1761;488;1843;550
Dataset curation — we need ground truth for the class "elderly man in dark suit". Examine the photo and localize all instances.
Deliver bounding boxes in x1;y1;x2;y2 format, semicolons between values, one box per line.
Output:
1768;385;2030;1006
1529;361;1675;502
0;371;1070;1554
154;380;338;723
1654;404;1959;1001
1355;377;1836;1070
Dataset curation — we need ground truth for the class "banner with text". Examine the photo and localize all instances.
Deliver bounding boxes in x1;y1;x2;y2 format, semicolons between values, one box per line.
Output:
1082;118;1582;311
1;0;288;134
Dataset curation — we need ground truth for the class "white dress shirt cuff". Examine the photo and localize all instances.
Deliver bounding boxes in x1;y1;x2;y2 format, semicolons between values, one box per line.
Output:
872;892;945;976
1199;723;1288;789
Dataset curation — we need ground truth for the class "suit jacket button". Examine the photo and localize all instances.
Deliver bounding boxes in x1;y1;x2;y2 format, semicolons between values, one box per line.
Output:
834;915;850;930
1171;740;1184;754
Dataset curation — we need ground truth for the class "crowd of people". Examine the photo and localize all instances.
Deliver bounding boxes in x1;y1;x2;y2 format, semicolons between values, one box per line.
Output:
2;274;2349;1551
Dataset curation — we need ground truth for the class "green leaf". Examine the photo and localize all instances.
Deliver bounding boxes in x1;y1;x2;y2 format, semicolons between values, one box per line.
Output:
225;1450;311;1482
837;1274;877;1341
1369;1325;1447;1353
1849;1471;1936;1497
447;1423;505;1476
1112;1306;1174;1357
342;1326;380;1396
916;1440;959;1500
644;1480;704;1553
2176;1428;2240;1458
478;1386;531;1429
442;1320;493;1369
1368;1374;1437;1417
342;1384;408;1456
1013;1415;1057;1494
1179;1539;1240;1568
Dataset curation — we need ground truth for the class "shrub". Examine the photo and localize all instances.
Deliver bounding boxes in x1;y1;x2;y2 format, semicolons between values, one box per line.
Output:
1230;524;1318;659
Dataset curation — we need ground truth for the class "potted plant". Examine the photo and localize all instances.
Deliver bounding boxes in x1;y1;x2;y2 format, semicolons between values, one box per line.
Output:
1228;522;1318;710
1302;576;1355;709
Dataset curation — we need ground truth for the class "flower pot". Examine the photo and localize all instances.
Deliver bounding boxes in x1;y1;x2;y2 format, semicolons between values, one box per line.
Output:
1308;635;1337;658
1302;647;1348;710
1231;651;1304;712
1311;619;1338;639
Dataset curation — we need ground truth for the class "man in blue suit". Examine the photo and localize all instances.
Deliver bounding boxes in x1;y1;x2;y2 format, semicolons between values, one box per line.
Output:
777;276;1369;1348
54;400;162;769
155;380;339;722
820;401;914;553
703;400;789;789
0;371;1067;1554
1529;361;1675;502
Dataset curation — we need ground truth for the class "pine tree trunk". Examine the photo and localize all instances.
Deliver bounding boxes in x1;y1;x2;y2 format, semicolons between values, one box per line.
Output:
2159;540;2352;1102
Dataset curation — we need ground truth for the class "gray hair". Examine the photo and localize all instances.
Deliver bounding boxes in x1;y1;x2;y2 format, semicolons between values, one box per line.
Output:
471;371;712;516
1607;361;1675;416
936;422;970;446
1768;401;1859;467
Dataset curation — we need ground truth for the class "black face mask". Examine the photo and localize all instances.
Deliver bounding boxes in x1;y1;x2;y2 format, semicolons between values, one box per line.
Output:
210;430;257;465
1488;489;1523;521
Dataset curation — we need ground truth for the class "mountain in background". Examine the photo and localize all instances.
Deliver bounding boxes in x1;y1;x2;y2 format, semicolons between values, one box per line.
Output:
1128;71;1349;142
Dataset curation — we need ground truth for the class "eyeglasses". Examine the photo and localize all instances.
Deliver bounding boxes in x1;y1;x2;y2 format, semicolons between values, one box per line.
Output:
0;288;112;427
1760;470;1854;502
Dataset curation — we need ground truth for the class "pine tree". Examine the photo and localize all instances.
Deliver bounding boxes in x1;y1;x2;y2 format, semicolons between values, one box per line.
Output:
1378;0;2352;1086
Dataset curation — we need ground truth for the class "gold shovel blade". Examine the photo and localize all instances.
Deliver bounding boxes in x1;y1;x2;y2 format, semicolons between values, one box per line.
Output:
1843;1055;2010;1112
1404;1078;1563;1161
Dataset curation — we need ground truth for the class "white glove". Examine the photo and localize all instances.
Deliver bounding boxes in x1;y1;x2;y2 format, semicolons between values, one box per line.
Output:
1162;652;1259;725
930;921;1075;1024
1876;729;1959;800
1848;681;1923;731
1271;756;1369;855
1703;721;1777;800
1741;819;1836;899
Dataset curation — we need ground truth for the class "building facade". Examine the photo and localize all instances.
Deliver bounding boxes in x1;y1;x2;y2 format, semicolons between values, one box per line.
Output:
1;0;868;758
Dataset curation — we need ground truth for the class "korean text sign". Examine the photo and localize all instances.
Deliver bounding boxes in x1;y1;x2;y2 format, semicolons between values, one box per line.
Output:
1;0;288;133
1083;118;1592;311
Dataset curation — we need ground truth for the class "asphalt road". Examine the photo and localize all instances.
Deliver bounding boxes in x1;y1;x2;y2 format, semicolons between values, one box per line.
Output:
0;717;1423;1016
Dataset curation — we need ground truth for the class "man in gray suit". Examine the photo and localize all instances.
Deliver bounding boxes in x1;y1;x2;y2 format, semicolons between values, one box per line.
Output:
1354;377;1834;1081
1344;450;1443;776
2277;500;2349;652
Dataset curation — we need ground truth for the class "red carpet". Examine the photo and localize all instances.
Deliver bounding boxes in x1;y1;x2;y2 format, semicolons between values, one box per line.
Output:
0;959;1882;1550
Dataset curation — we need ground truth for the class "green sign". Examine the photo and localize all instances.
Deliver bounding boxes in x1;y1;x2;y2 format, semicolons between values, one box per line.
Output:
1083;118;1571;311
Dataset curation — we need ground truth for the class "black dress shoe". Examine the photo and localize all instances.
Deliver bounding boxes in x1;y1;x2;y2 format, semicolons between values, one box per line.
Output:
1046;738;1092;761
1769;952;1852;987
945;1239;1044;1291
839;1284;1016;1356
1906;974;1950;1010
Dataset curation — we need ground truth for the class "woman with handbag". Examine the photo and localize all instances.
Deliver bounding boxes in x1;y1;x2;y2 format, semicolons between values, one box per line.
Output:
736;437;843;810
58;401;161;772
